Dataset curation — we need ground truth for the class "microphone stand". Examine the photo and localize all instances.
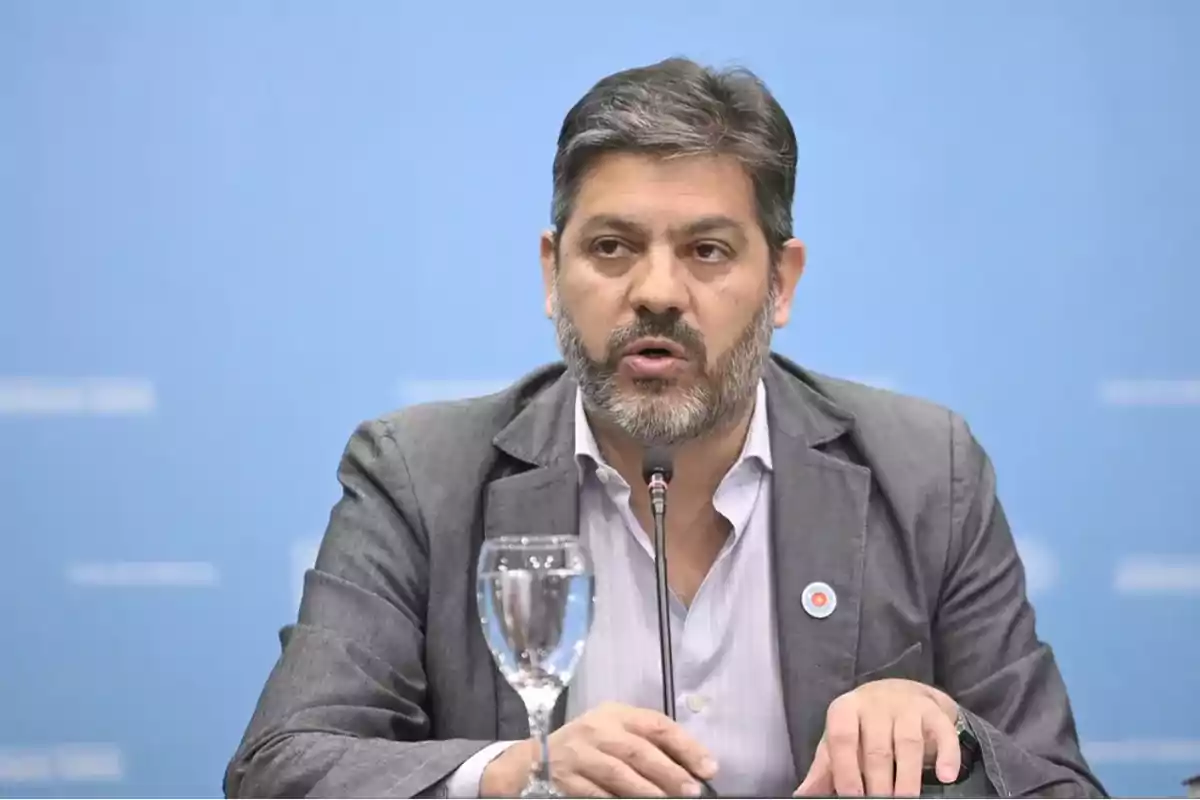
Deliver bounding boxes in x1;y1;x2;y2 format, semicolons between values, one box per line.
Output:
642;447;718;798
647;462;676;720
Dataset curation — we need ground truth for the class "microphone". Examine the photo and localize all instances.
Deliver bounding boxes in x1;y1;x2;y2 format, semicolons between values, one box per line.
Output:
641;446;676;720
642;447;719;798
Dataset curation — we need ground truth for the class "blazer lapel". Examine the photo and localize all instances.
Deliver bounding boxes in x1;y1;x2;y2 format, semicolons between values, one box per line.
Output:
483;372;580;740
765;358;872;779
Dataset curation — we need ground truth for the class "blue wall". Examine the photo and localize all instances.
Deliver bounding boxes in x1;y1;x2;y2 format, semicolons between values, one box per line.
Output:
1;1;1197;796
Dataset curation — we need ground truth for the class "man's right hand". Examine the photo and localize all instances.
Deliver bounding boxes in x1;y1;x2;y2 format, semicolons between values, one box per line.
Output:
480;702;718;798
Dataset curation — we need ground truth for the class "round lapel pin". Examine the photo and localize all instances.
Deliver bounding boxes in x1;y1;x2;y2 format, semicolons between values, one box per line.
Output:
802;581;836;619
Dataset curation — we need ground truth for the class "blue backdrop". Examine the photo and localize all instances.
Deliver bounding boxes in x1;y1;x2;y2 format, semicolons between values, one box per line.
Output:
1;1;1197;797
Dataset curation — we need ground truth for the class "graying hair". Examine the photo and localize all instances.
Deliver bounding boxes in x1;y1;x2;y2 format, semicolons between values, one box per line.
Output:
551;57;797;256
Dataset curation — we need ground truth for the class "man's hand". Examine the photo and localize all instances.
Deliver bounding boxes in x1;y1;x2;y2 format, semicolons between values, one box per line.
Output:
794;679;961;798
481;702;718;798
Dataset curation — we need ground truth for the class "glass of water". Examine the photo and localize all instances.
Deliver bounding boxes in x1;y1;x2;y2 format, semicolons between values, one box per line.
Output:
477;535;595;798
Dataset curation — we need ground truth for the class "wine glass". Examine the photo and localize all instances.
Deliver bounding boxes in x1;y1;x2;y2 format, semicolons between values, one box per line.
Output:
477;535;595;798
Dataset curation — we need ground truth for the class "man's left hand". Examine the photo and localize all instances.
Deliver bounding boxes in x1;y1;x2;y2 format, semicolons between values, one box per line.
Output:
794;678;962;798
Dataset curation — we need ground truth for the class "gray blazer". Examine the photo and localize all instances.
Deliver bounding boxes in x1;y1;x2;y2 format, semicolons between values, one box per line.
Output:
225;355;1105;798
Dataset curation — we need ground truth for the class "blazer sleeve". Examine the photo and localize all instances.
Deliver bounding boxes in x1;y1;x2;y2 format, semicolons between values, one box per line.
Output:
934;414;1107;798
223;420;493;798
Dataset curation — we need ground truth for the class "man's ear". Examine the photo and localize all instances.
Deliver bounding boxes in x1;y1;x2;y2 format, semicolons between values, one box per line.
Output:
540;229;557;318
771;238;806;327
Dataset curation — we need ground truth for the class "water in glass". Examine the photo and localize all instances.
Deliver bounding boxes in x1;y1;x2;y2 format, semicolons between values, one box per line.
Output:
477;535;594;798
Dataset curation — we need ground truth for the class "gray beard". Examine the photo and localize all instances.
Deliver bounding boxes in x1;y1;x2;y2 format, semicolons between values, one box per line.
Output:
552;286;776;447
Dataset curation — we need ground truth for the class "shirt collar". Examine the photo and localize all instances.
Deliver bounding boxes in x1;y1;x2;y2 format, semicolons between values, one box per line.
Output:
573;380;773;477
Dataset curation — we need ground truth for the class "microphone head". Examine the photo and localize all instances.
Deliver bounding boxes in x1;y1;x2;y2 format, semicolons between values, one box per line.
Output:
641;446;674;484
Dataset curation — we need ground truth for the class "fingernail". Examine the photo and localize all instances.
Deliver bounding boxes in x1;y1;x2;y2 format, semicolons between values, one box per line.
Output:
937;763;957;783
682;781;701;797
699;758;719;777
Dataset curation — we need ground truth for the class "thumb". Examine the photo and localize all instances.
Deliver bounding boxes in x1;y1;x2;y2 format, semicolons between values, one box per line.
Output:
795;740;833;797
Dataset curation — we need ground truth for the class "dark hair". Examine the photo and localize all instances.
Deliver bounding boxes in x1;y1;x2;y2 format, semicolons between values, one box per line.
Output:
551;57;798;255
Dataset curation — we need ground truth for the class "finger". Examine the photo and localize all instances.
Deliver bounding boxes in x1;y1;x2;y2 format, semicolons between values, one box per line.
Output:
892;710;925;797
925;705;962;784
626;709;718;782
860;707;896;797
825;699;865;797
794;740;833;797
556;773;614;798
578;748;669;797
596;730;697;797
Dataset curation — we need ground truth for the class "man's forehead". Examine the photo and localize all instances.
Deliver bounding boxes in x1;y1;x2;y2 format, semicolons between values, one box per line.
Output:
567;152;758;234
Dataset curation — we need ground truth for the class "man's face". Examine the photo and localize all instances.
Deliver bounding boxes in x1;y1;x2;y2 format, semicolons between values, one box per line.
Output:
541;152;805;446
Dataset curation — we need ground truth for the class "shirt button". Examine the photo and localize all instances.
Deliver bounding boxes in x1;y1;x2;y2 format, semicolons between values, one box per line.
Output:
685;694;708;713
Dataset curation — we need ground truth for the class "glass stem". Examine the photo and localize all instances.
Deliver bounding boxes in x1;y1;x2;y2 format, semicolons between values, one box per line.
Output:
527;701;555;788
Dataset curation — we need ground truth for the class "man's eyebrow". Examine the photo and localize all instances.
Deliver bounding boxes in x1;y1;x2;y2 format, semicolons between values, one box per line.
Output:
575;214;747;238
576;214;649;237
679;215;746;238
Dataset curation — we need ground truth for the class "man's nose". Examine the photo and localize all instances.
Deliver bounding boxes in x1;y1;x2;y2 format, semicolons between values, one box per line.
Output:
627;244;688;315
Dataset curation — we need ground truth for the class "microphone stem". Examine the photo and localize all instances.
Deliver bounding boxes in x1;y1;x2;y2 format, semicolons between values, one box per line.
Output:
647;470;719;797
649;477;676;721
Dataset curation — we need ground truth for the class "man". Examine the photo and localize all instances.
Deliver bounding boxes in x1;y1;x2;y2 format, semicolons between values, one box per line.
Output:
225;58;1104;798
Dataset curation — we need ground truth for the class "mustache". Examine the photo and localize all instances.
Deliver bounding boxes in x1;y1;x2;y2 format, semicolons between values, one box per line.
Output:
603;313;707;366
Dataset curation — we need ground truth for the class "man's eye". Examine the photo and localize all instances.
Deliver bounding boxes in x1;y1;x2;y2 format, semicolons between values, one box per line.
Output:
693;241;731;262
590;238;633;258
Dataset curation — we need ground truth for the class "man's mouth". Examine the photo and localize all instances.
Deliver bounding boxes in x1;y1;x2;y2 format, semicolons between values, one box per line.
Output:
619;338;689;379
621;338;687;360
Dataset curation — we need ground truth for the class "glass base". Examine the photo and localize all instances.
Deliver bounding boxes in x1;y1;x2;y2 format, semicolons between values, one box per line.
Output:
519;777;562;798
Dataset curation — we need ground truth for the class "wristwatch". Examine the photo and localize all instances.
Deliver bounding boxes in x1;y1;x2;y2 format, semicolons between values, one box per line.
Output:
922;708;980;786
954;708;981;782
